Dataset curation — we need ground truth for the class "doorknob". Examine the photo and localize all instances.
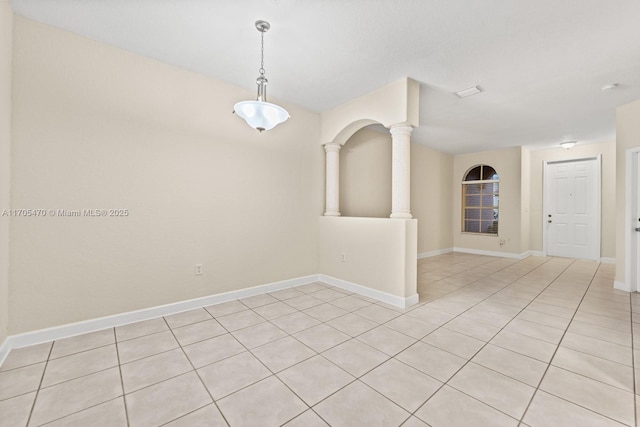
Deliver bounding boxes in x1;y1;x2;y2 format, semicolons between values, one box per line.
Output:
636;227;640;232
548;220;552;223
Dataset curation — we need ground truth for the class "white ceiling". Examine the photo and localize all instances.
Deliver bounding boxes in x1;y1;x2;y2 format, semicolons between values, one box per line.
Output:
10;0;640;154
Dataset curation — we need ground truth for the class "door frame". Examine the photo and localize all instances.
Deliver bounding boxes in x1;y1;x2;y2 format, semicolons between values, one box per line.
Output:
622;147;640;292
542;155;601;261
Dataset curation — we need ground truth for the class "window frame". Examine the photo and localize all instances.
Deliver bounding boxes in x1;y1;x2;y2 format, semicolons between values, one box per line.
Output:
461;165;500;236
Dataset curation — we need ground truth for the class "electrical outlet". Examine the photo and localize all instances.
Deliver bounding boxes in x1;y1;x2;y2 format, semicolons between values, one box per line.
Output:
499;239;506;247
341;253;346;262
195;264;203;276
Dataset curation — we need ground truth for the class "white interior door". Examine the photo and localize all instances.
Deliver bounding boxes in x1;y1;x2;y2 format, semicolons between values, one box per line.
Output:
544;157;600;260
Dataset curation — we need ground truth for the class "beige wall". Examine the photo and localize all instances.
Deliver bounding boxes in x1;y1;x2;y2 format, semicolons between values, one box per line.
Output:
529;141;616;259
453;147;523;254
9;17;323;334
520;147;531;252
340;127;391;218
616;99;640;285
318;217;417;301
412;143;453;254
320;78;420;145
0;1;12;344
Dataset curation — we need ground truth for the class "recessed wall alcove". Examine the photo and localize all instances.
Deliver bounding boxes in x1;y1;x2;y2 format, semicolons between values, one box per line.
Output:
339;125;392;218
318;78;420;308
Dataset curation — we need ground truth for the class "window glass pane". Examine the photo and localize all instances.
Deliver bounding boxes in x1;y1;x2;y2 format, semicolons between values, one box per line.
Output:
482;166;498;180
465;195;481;207
481;221;498;234
465;183;481;194
480;209;494;220
464;220;480;233
465;209;480;220
481;195;494;207
465;166;481;181
481;183;497;193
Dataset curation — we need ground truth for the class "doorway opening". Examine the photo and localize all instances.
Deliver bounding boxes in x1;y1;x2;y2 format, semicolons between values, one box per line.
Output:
623;148;640;292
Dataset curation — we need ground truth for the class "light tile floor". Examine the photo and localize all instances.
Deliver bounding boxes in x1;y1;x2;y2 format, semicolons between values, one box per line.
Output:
1;253;638;426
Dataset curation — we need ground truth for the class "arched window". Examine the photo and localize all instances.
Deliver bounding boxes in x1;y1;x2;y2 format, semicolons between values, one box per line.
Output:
462;165;499;234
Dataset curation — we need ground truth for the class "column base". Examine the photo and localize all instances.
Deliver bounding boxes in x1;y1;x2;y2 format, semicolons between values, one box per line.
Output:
390;212;412;219
324;211;341;217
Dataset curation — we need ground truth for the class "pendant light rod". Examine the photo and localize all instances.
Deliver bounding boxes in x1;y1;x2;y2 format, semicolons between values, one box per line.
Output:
256;20;269;102
233;20;289;132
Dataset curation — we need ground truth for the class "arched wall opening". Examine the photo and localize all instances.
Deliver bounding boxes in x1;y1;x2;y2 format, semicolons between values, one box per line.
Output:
318;78;419;308
340;125;391;218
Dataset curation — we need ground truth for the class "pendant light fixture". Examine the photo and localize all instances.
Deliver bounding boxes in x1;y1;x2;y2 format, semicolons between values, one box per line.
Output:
233;20;289;132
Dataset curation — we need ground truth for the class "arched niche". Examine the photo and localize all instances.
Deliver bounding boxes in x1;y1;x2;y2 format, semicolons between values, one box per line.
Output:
340;124;391;217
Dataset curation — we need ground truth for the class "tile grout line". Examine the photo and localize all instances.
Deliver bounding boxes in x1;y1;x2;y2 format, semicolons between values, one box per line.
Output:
231;299;355;426
402;257;573;424
201;308;332;426
291;261;630;426
113;328;131;427
159;315;232;427
299;256;562;425
417;257;525;303
199;286;411;424
27;334;128;426
23;341;54;427
410;257;560;357
160;297;333;426
518;261;616;425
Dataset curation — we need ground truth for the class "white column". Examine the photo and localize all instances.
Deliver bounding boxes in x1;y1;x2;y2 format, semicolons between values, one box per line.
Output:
390;124;413;219
324;142;342;216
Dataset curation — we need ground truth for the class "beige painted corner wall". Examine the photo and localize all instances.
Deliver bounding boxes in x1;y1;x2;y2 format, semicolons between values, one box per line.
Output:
520;147;531;252
340;127;391;217
529;141;616;259
0;1;12;344
412;143;453;254
616;99;640;284
453;147;523;254
318;216;417;299
9;17;323;334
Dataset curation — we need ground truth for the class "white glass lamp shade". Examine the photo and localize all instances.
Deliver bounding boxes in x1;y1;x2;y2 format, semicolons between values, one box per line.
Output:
234;100;290;132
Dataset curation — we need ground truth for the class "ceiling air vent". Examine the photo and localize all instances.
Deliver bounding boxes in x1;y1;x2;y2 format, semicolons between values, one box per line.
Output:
455;85;483;98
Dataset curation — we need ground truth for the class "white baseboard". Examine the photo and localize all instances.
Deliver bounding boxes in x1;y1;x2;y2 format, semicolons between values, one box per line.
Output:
600;257;616;264
418;248;552;260
417;248;453;259
0;274;319;365
0;272;421;365
0;338;9;368
319;274;418;309
527;250;545;257
453;247;531;259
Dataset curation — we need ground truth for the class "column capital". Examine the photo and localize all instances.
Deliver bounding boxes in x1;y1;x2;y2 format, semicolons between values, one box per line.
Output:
324;142;342;153
389;123;413;137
